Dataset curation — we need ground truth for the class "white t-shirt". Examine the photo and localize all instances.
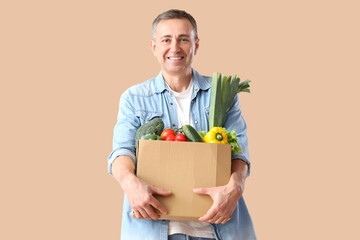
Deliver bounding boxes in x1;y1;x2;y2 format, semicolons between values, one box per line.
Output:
165;79;215;238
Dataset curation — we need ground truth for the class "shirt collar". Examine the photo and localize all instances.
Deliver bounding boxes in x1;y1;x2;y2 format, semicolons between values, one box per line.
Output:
154;68;211;93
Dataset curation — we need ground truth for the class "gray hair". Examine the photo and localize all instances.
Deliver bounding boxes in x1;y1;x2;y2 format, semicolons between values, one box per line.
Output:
152;9;198;40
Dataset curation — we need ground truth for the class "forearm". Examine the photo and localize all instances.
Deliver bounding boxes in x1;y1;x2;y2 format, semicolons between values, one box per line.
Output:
112;155;137;191
229;159;248;194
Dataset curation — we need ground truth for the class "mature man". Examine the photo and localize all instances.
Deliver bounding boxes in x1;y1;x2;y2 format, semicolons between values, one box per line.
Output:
108;9;257;240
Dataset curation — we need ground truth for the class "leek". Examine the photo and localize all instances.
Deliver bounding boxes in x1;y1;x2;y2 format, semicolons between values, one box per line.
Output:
209;72;250;129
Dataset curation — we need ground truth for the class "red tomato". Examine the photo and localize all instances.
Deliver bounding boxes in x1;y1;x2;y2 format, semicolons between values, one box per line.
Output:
175;133;187;141
165;135;176;141
160;129;176;140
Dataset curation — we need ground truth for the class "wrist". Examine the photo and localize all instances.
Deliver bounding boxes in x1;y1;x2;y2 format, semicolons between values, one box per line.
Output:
229;159;248;196
112;156;136;190
229;173;244;196
119;170;137;191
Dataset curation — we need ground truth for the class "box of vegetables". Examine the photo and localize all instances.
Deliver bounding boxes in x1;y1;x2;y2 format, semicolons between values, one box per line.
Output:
135;72;250;221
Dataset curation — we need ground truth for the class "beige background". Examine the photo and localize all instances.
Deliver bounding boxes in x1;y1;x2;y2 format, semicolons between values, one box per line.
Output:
1;0;359;239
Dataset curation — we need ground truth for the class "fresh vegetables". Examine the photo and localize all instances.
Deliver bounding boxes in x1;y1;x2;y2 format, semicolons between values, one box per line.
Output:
175;133;187;141
205;72;249;153
134;72;249;155
209;72;250;129
135;118;164;148
182;125;203;142
159;128;188;141
140;133;162;140
222;128;242;155
165;135;176;141
203;127;228;144
197;130;206;139
199;127;242;154
160;128;176;140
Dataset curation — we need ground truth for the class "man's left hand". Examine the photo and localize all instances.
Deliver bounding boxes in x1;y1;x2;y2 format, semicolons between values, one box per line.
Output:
193;159;248;224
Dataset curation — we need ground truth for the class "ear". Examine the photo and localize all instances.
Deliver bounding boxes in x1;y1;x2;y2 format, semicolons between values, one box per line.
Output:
194;38;200;55
151;40;157;56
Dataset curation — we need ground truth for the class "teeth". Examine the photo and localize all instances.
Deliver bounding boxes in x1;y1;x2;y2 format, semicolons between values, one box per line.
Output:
168;57;182;60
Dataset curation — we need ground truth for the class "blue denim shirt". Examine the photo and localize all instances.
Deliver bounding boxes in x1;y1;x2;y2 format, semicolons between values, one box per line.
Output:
108;69;257;240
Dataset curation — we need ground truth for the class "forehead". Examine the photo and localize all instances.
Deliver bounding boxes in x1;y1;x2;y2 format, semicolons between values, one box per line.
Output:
155;18;195;38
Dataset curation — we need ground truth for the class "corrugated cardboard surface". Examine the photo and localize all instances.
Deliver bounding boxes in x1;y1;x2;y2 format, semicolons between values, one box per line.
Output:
136;140;231;221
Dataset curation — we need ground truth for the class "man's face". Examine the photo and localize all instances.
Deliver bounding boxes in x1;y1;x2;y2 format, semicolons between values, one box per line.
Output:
151;18;199;76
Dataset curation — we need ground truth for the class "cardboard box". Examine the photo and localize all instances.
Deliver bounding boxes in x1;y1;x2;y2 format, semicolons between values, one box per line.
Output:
136;140;231;221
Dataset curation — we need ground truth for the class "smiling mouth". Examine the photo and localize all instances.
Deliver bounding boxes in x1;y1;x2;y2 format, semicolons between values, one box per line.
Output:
167;57;184;60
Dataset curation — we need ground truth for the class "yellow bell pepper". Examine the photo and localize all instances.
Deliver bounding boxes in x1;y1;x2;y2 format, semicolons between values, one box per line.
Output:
203;127;228;144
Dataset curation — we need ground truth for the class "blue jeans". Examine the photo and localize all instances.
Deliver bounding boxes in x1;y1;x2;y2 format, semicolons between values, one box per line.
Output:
168;234;216;240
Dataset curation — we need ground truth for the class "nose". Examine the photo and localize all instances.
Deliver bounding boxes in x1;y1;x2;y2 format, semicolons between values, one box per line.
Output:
170;39;180;52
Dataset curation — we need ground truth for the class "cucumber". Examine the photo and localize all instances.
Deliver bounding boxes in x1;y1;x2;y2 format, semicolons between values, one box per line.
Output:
182;125;203;142
135;118;164;148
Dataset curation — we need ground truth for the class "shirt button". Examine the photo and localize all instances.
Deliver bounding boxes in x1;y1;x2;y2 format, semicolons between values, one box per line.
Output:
170;102;173;105
194;121;198;124
172;124;176;127
191;100;194;104
146;116;149;119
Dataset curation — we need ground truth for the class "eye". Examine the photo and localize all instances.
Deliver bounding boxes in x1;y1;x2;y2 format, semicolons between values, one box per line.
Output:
162;39;170;43
180;38;189;42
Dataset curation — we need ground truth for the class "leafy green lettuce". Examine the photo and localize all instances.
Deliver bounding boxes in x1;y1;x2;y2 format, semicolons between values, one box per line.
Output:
222;128;242;155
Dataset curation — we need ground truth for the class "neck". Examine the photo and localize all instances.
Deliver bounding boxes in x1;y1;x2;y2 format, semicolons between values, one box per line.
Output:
162;68;192;92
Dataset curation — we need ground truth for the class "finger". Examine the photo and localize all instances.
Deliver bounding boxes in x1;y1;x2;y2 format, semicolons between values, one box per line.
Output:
138;208;151;220
193;187;210;195
149;196;168;215
142;204;160;220
133;210;143;219
151;186;172;196
218;216;231;224
210;211;231;224
220;217;231;224
209;211;223;224
198;204;218;222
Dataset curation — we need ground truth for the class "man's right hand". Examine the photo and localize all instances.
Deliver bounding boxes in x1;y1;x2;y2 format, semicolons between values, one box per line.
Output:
112;156;171;220
122;173;171;220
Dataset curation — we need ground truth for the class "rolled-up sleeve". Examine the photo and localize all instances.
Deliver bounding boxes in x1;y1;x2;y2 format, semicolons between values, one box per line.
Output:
224;94;251;177
108;91;140;175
